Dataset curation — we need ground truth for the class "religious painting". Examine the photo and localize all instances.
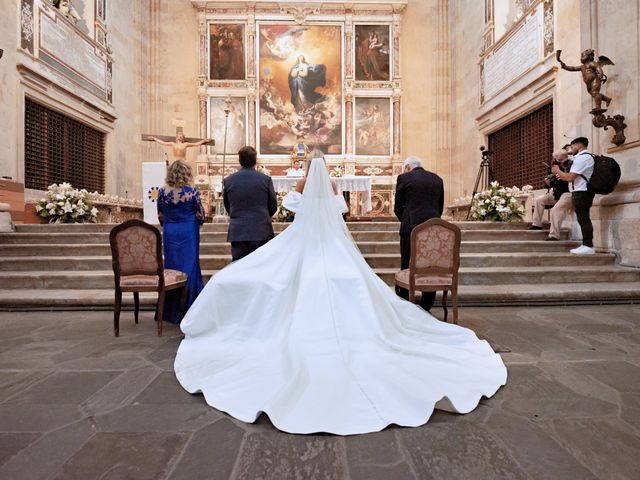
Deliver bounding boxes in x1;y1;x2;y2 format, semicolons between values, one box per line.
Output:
209;97;247;155
210;24;245;80
354;97;391;156
354;25;390;81
258;24;342;155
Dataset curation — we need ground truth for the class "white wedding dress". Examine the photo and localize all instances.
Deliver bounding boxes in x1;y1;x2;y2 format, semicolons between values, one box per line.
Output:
174;158;507;435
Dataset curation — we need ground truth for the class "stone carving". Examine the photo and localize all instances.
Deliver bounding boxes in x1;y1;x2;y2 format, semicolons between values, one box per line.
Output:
21;0;34;53
557;49;627;146
279;7;320;25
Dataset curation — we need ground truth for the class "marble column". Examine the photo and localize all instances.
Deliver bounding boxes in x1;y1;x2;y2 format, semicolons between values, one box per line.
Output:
248;90;256;147
345;93;354;156
198;93;208;154
197;8;207;81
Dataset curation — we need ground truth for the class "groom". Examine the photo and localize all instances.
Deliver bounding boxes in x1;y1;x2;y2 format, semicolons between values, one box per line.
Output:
223;146;278;261
394;156;445;311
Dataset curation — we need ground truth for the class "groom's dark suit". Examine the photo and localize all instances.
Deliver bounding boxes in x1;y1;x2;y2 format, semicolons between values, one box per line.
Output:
223;167;278;261
394;166;444;310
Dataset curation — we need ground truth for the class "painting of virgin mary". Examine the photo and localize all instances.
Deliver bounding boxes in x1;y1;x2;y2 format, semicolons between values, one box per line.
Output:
288;55;327;112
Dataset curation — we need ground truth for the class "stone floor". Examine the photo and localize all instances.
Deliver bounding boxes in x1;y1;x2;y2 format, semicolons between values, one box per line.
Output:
0;306;639;480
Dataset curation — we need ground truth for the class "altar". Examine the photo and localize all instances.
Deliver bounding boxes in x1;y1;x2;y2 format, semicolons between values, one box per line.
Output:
272;176;373;212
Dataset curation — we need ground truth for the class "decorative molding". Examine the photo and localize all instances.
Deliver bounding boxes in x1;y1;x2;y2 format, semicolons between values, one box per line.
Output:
20;0;35;54
278;6;320;25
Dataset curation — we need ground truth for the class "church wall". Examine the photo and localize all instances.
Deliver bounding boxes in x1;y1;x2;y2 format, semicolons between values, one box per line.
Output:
446;0;640;266
144;0;200;167
447;0;486;203
0;0;20;181
106;0;154;197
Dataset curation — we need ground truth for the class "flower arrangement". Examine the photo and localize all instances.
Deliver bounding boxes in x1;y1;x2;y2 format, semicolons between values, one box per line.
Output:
275;192;295;223
257;164;271;175
469;181;526;222
35;183;99;223
330;165;344;178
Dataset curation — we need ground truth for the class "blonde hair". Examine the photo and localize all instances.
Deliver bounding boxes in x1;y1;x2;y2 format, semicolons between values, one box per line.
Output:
305;149;325;174
165;160;193;188
552;150;569;159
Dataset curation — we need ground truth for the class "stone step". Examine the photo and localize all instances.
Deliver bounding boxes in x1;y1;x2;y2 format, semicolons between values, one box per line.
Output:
0;252;617;272
1;282;638;310
0;239;583;257
0;265;636;289
0;229;564;244
14;221;538;233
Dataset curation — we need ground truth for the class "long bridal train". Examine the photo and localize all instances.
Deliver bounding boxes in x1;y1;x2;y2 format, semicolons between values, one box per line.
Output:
174;158;507;435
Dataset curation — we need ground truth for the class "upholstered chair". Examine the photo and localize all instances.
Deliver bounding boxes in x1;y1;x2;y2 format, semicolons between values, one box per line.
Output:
395;218;462;323
109;220;188;336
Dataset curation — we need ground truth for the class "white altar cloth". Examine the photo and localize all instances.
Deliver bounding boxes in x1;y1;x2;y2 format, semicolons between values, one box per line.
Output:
271;175;372;212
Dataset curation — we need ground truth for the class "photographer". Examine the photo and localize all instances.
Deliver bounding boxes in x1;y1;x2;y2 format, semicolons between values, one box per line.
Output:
552;137;595;255
529;149;572;241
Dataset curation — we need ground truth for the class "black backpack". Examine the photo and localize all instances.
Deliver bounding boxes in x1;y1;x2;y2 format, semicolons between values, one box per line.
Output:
579;154;621;195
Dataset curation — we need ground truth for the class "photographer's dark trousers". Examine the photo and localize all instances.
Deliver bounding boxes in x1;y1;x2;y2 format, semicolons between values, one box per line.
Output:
396;233;436;311
572;191;595;247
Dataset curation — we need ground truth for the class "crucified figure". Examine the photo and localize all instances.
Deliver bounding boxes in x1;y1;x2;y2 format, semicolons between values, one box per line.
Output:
150;131;212;161
557;49;614;111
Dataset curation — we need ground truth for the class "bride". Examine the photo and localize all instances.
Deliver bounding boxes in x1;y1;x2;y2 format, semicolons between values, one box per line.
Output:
174;152;507;435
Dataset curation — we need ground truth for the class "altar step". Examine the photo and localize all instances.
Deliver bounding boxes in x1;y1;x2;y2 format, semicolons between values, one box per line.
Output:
0;229;564;244
0;222;639;309
0;252;618;271
0;240;583;256
0;266;637;290
1;282;638;310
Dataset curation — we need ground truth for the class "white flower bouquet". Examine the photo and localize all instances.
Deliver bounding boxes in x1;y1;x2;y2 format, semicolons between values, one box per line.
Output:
469;181;525;222
35;183;99;223
330;165;344;178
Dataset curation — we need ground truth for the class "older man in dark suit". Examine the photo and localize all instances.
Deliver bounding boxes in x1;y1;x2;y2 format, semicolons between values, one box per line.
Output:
223;146;278;261
394;156;445;311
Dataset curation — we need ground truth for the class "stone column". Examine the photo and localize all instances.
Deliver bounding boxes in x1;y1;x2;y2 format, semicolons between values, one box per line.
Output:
248;89;256;147
345;92;354;156
345;12;354;79
198;93;208;154
247;7;257;79
392;12;401;80
393;92;401;161
197;8;207;81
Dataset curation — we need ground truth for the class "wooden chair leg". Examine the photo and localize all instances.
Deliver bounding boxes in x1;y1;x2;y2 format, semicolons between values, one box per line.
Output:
452;287;459;325
114;289;122;337
179;286;188;316
442;289;449;323
156;290;165;337
409;289;415;303
133;292;139;324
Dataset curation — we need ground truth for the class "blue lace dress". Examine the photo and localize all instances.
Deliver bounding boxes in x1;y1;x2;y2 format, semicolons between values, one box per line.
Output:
157;186;205;324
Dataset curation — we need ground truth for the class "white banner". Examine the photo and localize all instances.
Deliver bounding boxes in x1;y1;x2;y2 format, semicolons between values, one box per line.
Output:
142;162;166;224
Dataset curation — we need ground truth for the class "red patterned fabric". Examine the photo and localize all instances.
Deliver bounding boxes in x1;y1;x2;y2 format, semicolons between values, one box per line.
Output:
414;225;455;269
120;269;187;288
394;269;453;288
114;226;158;276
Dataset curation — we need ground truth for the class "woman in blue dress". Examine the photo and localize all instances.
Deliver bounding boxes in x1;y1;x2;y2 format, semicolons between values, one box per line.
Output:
157;160;205;324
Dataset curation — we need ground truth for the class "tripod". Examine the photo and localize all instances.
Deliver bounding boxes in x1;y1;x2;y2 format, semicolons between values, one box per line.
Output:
213;98;232;222
467;148;495;220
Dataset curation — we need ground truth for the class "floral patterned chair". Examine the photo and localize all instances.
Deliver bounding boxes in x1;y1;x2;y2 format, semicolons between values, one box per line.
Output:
109;220;188;337
394;218;462;324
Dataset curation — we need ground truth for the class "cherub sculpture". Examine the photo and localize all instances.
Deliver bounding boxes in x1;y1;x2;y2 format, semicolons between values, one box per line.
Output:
556;49;614;112
54;0;82;24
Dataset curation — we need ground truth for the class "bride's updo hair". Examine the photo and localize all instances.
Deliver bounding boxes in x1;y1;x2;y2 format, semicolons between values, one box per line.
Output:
306;149;326;174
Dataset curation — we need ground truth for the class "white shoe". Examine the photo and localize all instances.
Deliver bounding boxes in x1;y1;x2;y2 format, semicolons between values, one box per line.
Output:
570;245;595;255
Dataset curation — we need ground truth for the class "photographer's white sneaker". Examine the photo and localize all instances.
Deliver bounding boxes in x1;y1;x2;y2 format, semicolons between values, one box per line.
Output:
570;245;595;255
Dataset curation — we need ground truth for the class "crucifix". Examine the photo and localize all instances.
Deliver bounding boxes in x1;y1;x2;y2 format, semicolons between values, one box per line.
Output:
142;120;214;165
